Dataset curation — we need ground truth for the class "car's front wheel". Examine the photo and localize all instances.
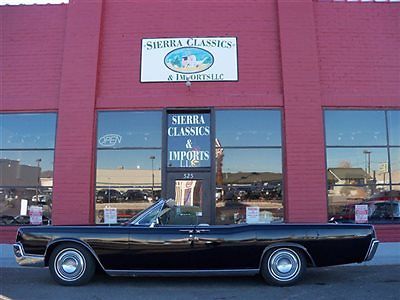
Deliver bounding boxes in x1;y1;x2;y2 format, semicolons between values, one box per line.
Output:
261;247;306;286
49;243;95;286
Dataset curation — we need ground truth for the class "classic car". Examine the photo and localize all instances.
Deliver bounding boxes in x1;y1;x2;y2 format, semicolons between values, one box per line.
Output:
13;199;379;286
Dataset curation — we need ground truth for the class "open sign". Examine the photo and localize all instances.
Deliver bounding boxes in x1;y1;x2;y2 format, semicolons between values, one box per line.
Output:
98;134;122;147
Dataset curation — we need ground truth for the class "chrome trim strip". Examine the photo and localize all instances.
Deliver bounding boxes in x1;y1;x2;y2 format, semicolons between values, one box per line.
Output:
13;243;45;267
105;269;259;277
364;239;379;261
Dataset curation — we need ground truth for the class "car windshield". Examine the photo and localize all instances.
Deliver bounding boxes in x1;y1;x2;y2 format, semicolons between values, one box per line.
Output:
126;199;164;225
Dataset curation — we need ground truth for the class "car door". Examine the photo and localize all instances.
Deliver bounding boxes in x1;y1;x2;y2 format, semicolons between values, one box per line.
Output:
127;225;195;270
126;201;197;270
191;224;259;270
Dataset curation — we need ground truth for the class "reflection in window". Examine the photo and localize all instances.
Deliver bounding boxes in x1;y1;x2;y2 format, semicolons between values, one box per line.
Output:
215;110;283;225
325;110;386;146
388;111;400;146
0;113;56;226
96;150;161;224
175;180;202;208
216;110;281;147
0;113;57;149
326;148;388;185
391;148;400;184
95;111;162;224
325;110;400;224
97;111;162;148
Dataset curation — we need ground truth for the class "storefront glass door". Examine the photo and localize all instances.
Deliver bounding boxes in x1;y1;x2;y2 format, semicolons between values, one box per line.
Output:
166;172;212;225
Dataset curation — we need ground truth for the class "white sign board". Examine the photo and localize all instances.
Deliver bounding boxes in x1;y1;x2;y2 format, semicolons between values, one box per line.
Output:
104;207;118;224
20;199;28;216
246;207;260;224
29;206;42;225
355;204;369;224
141;37;238;82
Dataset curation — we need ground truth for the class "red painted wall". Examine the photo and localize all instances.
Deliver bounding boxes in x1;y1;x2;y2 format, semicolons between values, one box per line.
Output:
1;0;399;243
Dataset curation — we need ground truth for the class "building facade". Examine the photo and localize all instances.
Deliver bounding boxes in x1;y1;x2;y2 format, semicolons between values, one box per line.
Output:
1;0;399;243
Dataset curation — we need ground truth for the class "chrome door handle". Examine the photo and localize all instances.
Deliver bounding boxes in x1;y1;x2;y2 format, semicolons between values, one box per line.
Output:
179;229;194;233
195;229;210;233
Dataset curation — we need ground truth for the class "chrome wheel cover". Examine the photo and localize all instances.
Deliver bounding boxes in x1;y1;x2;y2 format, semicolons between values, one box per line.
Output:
54;248;86;282
267;248;301;282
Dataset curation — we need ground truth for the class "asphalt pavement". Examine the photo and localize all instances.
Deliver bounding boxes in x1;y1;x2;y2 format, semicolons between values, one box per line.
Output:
1;265;400;300
1;243;399;300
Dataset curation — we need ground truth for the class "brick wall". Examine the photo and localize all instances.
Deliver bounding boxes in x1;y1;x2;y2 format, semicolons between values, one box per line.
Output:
278;0;327;222
315;2;400;106
1;5;66;111
52;0;102;225
96;0;283;109
1;0;399;242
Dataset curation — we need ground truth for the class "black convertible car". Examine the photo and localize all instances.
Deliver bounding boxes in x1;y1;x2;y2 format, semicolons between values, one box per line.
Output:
13;199;379;286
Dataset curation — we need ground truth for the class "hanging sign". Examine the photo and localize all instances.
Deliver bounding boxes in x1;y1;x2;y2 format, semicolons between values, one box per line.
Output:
355;204;369;224
104;207;118;224
141;37;238;82
167;112;211;168
246;207;260;224
29;206;43;225
20;199;28;216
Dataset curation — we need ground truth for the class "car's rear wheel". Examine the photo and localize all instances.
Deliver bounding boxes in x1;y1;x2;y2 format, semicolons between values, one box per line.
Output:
49;243;95;286
261;247;306;286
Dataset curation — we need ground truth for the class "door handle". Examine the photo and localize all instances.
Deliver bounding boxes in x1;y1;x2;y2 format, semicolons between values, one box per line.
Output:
179;229;194;233
195;229;210;233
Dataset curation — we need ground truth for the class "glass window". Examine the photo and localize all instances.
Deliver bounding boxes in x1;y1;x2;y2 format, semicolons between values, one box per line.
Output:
97;111;162;148
215;110;283;225
220;148;282;173
325;110;400;224
96;150;161;171
327;185;399;224
0;113;56;226
96;111;162;224
326;148;388;184
167;112;211;168
390;148;400;184
325;110;386;146
387;110;400;146
0;113;57;149
0;150;54;186
216;110;281;147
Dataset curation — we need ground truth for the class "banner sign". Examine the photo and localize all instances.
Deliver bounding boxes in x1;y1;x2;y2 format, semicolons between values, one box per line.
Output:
141;37;238;82
167;113;211;168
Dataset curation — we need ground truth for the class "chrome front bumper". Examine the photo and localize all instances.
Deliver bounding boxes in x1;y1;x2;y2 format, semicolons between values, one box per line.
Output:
364;239;379;262
13;243;45;267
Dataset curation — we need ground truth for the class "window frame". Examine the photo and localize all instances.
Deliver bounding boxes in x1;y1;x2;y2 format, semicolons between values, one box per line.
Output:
95;110;163;224
0;112;57;226
324;108;400;224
